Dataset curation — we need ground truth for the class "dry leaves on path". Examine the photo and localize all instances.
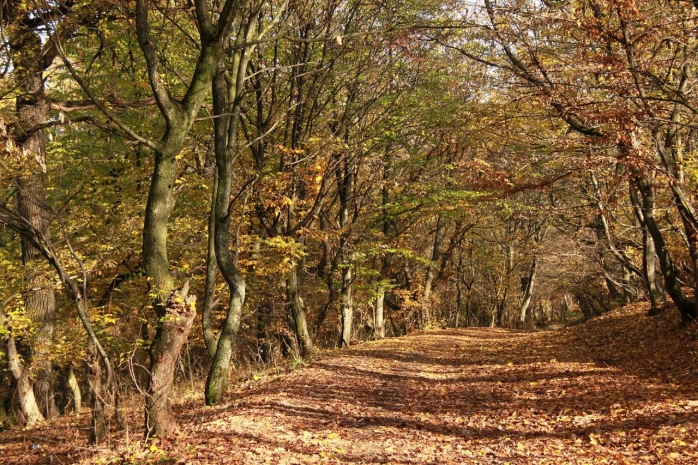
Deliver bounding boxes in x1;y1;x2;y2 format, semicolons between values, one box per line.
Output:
2;301;697;464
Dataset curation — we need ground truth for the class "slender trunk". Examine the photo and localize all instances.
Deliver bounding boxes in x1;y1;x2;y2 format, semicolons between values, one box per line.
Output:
643;228;665;309
455;282;462;328
66;366;82;413
287;265;314;356
205;67;247;405
655;132;698;320
86;341;105;444
316;234;338;338
374;285;385;339
335;140;354;346
205;293;242;404
519;258;538;325
202;171;220;359
423;216;446;326
622;266;633;304
339;264;353;347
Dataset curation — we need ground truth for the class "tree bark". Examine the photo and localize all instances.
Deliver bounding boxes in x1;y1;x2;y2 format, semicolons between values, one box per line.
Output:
2;332;44;426
287;265;315;356
423;216;446;326
629;187;665;310
145;284;196;439
339;264;353;347
632;177;695;321
374;285;385;339
11;26;57;420
205;67;247;405
519;258;538;325
134;0;240;436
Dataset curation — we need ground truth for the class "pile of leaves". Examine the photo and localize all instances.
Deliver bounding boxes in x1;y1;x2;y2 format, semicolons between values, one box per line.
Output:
1;301;697;464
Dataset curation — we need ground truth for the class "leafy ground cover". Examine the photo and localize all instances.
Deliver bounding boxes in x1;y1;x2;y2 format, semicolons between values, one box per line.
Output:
2;301;698;464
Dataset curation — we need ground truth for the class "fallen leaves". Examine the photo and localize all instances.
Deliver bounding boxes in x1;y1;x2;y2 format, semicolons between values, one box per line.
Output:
1;301;697;464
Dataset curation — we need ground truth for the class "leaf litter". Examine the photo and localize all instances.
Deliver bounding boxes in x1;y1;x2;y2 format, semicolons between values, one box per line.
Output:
1;301;697;464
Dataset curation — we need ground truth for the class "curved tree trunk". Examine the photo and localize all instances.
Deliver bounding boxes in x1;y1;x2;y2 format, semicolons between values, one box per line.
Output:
205;68;247;405
134;0;241;437
3;332;44;425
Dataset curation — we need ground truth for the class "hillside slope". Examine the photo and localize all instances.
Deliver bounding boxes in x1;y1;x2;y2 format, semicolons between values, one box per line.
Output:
1;301;697;464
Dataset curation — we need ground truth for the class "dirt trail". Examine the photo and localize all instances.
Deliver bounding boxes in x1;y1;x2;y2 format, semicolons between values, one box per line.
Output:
3;303;698;464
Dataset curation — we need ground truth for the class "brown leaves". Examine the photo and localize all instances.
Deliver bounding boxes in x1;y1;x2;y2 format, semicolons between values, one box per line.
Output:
2;301;698;464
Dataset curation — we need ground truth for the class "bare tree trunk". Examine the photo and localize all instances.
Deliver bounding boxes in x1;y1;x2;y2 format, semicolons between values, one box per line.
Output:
145;284;196;439
205;66;248;405
86;343;105;444
423;216;446;326
519;258;538;325
2;333;44;425
339;264;353;347
287;265;315;356
202;171;220;359
66;367;82;413
374;286;385;339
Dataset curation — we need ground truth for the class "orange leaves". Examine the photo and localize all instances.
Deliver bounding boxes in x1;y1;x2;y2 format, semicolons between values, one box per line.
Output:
3;301;698;464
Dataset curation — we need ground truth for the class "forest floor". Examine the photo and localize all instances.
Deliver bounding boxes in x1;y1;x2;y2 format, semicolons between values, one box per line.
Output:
2;301;698;464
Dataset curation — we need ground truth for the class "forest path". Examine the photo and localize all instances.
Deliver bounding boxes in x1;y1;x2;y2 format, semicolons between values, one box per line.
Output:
164;302;698;464
3;302;698;464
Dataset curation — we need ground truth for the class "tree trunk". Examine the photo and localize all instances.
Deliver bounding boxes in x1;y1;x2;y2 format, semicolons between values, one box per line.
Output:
374;286;385;339
632;177;695;321
519;258;538;325
423;216;446;326
202;171;220;359
12;34;57;420
3;334;44;426
205;70;247;406
86;343;106;444
641;224;665;310
287;265;315;356
145;284;196;439
134;0;240;437
655;132;698;321
66;367;82;413
339;264;353;347
622;266;633;304
205;292;242;405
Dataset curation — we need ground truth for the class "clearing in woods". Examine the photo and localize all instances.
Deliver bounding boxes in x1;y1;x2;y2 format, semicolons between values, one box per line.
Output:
2;301;698;464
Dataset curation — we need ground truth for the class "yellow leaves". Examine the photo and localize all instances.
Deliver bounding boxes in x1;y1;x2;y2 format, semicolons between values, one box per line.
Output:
588;434;600;446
